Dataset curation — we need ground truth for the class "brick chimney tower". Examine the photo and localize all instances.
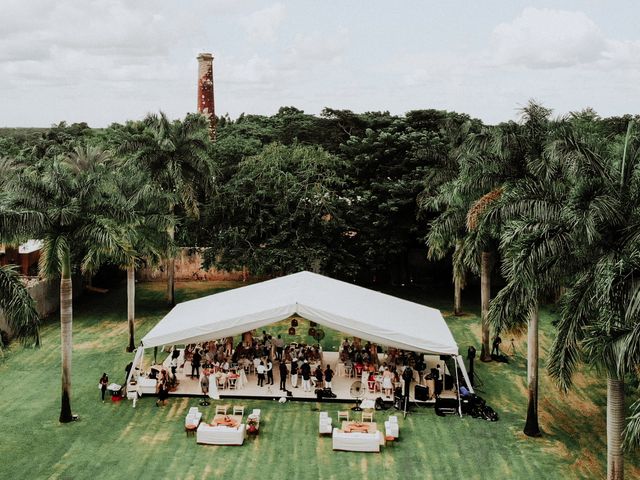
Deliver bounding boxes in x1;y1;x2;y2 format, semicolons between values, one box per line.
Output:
197;52;216;140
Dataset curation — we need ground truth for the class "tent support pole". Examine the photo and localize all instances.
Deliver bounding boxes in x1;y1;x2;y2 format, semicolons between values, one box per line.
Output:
456;355;474;395
454;355;462;418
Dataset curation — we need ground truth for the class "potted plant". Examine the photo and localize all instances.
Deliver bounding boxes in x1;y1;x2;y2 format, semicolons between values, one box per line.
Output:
247;416;259;434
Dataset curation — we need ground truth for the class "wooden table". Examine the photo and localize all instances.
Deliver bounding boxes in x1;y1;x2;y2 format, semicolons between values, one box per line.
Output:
341;421;377;433
211;414;243;428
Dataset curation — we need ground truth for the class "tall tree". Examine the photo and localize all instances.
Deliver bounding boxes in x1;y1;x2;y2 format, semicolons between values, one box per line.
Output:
202;142;354;276
341;111;456;284
116;112;213;307
459;118;535;361
485;102;560;437
113;166;172;351
419;116;479;315
2;145;132;422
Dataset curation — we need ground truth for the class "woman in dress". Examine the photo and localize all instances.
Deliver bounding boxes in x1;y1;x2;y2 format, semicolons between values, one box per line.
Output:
99;373;109;403
156;370;169;406
381;367;394;398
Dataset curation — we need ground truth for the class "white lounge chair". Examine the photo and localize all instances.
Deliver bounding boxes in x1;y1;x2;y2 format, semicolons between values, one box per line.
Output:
319;412;332;435
384;420;399;440
185;407;202;427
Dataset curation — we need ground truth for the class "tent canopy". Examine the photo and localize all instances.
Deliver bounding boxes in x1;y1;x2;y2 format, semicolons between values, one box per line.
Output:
141;271;460;356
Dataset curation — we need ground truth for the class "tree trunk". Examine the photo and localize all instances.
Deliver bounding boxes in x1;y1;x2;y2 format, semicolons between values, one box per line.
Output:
480;251;492;362
524;304;541;436
59;250;73;423
126;265;136;352
607;374;625;480
166;224;175;308
454;275;463;316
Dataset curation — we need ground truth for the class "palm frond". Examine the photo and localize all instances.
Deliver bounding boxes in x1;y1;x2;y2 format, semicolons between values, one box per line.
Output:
0;265;40;348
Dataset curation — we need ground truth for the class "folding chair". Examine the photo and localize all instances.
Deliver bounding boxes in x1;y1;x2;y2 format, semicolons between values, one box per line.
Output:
215;404;228;415
361;411;374;422
233;405;245;416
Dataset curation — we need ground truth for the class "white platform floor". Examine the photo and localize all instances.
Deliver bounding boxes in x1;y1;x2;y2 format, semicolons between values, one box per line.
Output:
144;351;456;403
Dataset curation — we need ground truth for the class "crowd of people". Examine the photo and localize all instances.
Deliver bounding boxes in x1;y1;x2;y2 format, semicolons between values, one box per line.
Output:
124;328;452;406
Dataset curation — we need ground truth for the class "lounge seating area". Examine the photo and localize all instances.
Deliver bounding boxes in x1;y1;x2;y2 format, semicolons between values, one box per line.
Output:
185;403;260;446
321;411;399;452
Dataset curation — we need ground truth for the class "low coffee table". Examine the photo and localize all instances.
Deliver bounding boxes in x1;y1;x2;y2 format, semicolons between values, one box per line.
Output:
342;421;377;433
211;414;243;428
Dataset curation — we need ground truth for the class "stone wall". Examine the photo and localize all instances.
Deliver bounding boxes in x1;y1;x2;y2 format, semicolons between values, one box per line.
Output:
0;275;84;335
137;247;245;282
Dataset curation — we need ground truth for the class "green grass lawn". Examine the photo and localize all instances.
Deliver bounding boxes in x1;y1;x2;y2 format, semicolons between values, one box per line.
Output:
1;281;638;480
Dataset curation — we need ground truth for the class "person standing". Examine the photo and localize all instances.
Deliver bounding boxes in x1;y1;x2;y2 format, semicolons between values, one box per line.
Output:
491;334;502;356
266;359;274;385
191;349;202;379
324;365;333;390
99;373;109;403
200;372;209;401
279;360;288;391
301;360;312;392
314;365;323;389
156;372;169;407
170;356;178;380
435;363;444;395
290;358;299;388
257;361;266;387
381;367;394;398
275;335;284;361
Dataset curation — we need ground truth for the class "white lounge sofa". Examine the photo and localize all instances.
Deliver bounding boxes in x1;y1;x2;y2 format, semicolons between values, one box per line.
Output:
332;429;383;452
197;423;246;446
137;377;157;395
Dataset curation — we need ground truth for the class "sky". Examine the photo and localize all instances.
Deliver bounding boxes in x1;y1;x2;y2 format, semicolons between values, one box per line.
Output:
2;0;640;127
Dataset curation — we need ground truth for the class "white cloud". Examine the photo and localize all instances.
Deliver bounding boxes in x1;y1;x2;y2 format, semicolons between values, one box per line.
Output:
490;7;607;68
222;54;280;85
240;3;286;42
284;28;349;65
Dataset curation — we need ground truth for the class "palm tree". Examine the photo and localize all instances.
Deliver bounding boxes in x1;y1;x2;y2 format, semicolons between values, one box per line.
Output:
0;158;41;352
419;120;475;316
546;120;640;479
117;112;213;307
459;124;525;362
113;166;172;351
0;265;40;351
422;181;469;315
2;146;133;422
485;102;562;437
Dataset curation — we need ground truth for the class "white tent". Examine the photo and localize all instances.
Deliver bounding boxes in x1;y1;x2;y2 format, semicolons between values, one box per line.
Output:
135;271;473;395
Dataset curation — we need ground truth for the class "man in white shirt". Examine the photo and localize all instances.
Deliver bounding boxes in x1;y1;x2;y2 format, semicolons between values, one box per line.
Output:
256;361;266;387
266;359;274;385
